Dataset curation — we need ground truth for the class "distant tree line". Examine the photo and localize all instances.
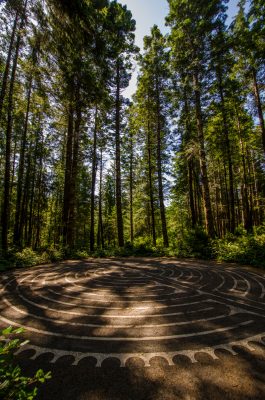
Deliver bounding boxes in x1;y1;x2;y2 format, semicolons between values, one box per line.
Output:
0;0;264;256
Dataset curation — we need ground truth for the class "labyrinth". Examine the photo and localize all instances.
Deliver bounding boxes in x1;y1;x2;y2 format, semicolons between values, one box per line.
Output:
0;258;265;368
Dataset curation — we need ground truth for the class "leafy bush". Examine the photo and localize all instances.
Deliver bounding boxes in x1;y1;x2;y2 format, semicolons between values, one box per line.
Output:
167;227;213;259
44;247;64;262
212;233;265;267
0;326;51;400
74;250;89;259
13;248;41;268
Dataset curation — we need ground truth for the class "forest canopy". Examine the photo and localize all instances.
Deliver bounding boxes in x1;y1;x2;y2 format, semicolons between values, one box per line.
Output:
0;0;265;267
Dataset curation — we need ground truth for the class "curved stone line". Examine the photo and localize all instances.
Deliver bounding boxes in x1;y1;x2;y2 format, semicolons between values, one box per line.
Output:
6;281;200;305
45;288;211;309
14;333;265;368
0;314;253;341
2;298;221;329
4;290;210;319
4;289;214;315
227;271;251;297
229;270;265;299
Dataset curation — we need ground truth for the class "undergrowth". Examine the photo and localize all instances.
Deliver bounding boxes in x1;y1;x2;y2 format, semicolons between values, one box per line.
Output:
0;327;51;400
0;228;265;270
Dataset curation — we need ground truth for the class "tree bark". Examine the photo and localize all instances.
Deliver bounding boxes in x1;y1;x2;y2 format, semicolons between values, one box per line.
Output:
193;70;215;237
183;88;197;228
67;87;81;248
115;60;124;247
155;77;169;247
147;99;156;247
129;129;134;243
13;77;32;245
252;67;265;155
97;148;104;249
62;95;74;247
0;10;19;122
188;160;197;228
217;67;235;233
90;106;98;252
1;3;27;252
236;110;253;232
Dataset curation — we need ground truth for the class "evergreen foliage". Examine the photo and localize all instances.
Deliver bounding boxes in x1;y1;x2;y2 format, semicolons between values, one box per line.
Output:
0;0;264;267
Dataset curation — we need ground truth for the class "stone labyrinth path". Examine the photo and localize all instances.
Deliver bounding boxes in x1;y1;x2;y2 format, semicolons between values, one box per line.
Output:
0;258;265;368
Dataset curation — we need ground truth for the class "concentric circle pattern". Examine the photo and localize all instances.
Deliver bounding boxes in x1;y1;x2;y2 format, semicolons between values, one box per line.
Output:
0;259;265;367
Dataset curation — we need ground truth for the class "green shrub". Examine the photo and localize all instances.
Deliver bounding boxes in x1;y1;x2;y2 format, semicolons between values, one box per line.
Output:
167;227;212;259
45;247;64;262
13;248;40;268
212;233;265;267
74;250;89;259
0;326;51;400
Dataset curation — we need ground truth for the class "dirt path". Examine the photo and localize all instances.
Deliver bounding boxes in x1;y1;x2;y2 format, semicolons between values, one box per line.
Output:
0;258;265;399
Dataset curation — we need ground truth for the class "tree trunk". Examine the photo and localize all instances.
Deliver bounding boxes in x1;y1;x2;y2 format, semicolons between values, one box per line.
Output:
33;140;44;249
90;106;98;252
97;148;104;249
155;76;169;247
129;129;134;243
252;67;265;154
183;88;197;228
236;111;253;232
115;60;124;247
188;160;197;228
217;67;235;233
62;97;74;247
1;4;27;252
147;103;156;247
27;115;41;246
193;70;215;237
0;10;19;122
68;88;81;248
13;77;32;245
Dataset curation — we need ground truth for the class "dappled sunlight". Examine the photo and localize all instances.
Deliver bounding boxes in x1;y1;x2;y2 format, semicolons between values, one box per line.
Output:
0;258;264;399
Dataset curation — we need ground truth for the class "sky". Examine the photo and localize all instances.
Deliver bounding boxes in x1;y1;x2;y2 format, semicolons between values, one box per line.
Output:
119;0;240;98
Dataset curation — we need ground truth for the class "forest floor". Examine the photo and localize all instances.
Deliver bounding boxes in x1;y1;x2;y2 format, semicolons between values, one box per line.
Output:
0;257;265;400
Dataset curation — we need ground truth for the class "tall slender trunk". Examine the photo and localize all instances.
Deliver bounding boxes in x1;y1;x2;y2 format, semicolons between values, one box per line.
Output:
97;148;104;249
13;77;32;245
90;106;98;252
1;3;27;252
0;11;19;122
188;160;197;228
10;137;18;199
193;70;215;237
217;67;235;233
252;67;265;154
250;154;261;225
115;60;124;247
155;76;169;247
236;109;253;232
194;163;203;225
246;148;254;232
147;99;156;246
68;89;81;248
33;140;44;249
183;87;197;228
214;172;221;237
21;154;31;245
223;162;230;234
63;98;74;246
27;115;41;246
129;130;134;243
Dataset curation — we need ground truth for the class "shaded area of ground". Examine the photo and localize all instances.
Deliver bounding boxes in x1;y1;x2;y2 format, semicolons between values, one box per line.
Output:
19;344;265;400
0;257;264;400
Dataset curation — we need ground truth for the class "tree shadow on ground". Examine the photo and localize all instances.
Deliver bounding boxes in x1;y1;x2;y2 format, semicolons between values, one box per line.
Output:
0;257;264;400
